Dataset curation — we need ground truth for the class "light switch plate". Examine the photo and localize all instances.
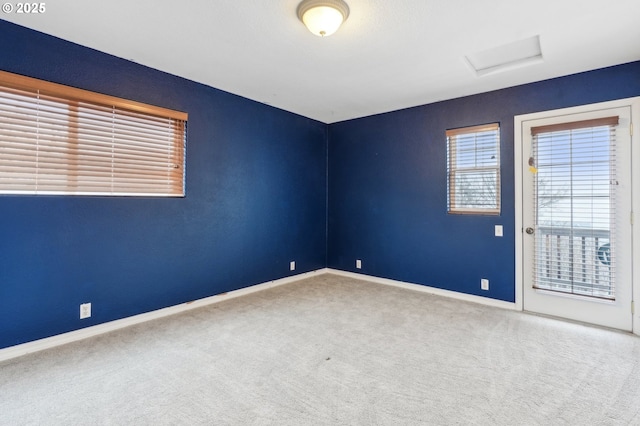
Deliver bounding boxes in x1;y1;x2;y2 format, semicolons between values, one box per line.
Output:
495;225;503;237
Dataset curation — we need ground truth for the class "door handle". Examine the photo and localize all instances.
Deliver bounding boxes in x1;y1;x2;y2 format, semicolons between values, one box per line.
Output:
526;227;535;235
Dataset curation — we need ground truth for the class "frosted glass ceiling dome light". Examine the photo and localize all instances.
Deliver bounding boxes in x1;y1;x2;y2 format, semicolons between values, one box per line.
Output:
297;0;350;37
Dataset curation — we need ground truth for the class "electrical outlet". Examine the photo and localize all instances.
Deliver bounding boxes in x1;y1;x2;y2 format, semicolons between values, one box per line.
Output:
290;261;295;271
356;259;362;269
80;302;91;319
481;279;489;291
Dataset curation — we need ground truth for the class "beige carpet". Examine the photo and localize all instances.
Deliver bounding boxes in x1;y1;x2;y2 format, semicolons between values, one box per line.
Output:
1;273;639;425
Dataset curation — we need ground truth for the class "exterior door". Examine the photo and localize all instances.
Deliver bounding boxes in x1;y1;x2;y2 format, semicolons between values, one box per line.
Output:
519;103;633;331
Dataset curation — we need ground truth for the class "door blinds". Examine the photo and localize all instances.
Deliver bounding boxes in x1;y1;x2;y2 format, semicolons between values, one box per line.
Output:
531;116;618;299
0;71;187;196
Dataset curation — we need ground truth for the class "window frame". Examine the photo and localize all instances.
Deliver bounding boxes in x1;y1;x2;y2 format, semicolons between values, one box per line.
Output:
446;123;501;215
0;70;187;197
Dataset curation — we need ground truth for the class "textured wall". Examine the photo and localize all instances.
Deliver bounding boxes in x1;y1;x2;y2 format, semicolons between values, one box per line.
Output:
2;19;639;350
0;21;328;349
328;61;640;302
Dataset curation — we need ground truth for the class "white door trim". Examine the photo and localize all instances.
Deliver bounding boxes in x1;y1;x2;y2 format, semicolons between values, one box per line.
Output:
514;97;640;335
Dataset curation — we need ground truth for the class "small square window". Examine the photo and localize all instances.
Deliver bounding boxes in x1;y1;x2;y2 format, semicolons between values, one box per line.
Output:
447;123;500;214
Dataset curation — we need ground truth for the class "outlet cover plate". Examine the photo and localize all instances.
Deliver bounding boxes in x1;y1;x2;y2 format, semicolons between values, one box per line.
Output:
80;302;91;319
481;279;489;291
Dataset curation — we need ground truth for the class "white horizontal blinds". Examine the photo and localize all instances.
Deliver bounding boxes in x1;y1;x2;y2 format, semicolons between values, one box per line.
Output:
447;123;500;214
531;116;618;299
0;71;186;196
72;102;185;195
0;86;55;191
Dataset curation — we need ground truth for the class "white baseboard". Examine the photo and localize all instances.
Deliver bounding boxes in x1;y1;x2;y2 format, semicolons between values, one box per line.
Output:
0;269;325;363
1;267;517;363
326;269;518;311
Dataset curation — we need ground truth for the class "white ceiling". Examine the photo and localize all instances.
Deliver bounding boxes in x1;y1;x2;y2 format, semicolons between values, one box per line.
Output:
4;0;640;123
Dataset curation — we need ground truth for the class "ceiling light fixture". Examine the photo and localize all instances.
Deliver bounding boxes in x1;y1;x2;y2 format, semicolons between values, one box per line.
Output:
297;0;350;37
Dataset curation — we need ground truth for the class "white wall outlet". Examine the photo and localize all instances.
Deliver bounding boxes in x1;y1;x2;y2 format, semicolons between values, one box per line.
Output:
495;225;503;237
481;279;489;291
290;261;295;271
80;302;91;319
356;259;362;269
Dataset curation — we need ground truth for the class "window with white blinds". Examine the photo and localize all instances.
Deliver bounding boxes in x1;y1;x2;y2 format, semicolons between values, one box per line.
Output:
531;117;618;299
447;123;500;214
0;70;187;196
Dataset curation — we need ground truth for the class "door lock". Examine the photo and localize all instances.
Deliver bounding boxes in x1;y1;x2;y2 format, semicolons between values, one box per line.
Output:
525;227;535;235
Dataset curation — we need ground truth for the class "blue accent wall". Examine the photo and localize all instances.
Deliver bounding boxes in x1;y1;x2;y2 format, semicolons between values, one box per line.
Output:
2;19;640;350
328;61;640;302
0;21;328;349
